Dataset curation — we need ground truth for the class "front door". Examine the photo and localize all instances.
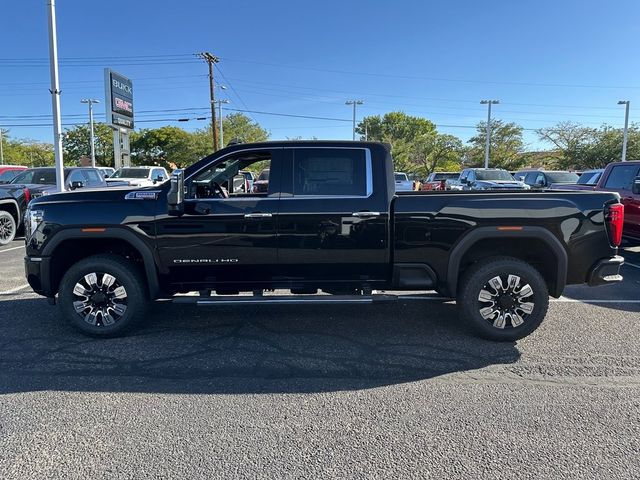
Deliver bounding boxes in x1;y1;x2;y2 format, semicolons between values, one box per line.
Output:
155;147;282;290
601;163;640;239
276;146;390;287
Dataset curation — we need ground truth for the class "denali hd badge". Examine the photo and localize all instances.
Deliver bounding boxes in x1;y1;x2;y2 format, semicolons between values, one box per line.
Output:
125;191;160;200
173;259;239;264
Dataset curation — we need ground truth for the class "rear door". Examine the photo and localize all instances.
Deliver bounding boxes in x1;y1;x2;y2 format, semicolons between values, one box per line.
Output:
600;163;640;239
276;146;390;286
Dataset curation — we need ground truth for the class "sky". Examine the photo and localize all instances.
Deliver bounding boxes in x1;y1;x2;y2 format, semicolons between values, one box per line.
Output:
1;0;639;151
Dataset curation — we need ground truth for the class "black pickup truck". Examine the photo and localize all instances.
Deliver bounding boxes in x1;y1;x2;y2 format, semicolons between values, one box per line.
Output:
23;141;625;340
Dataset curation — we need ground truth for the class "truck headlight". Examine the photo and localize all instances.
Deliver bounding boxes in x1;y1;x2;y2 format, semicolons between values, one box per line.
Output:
25;209;44;240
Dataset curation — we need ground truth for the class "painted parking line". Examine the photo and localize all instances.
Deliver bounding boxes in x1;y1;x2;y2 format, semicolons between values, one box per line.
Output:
0;245;24;254
400;295;640;304
0;284;30;295
624;262;640;270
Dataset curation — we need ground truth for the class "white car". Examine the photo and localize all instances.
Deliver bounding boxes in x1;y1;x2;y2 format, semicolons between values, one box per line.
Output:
108;166;169;187
394;172;415;192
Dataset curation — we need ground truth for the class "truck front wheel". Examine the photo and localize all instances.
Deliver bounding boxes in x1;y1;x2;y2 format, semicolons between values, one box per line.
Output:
58;254;148;337
457;257;549;341
0;210;16;245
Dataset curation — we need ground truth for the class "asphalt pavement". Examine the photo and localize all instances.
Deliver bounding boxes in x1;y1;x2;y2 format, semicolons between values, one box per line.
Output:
0;239;639;479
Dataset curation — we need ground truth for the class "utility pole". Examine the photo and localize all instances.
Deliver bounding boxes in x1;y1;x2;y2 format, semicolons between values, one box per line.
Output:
345;99;364;140
196;52;220;151
618;100;630;162
81;99;100;167
215;99;230;148
480;100;499;168
47;0;65;192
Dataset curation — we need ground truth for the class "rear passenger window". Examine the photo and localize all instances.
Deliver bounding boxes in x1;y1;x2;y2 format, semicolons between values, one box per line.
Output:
293;148;368;196
83;169;103;186
603;165;640;190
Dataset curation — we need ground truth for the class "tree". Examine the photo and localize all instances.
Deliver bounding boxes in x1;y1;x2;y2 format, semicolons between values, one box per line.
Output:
536;122;594;169
467;120;526;170
63;123;114;166
130;126;207;169
408;133;463;177
0;129;54;166
201;113;269;147
575;124;640;169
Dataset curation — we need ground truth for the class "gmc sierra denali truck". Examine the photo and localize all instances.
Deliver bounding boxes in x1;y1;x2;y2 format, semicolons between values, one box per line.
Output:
23;141;625;341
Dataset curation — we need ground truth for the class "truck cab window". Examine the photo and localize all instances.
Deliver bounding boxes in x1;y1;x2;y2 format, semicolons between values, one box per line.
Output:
188;151;271;199
293;148;367;196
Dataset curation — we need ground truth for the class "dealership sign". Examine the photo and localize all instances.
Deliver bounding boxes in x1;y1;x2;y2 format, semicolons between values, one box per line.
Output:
104;69;134;129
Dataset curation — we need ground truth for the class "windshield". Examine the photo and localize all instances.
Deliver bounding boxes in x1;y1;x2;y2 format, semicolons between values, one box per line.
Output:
546;172;579;183
476;170;515;181
112;168;150;179
433;173;459;181
11;169;58;185
0;170;22;182
577;171;602;185
395;173;408;181
257;169;270;181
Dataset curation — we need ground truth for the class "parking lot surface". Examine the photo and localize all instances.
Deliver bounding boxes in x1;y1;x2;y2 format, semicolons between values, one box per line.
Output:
1;239;639;479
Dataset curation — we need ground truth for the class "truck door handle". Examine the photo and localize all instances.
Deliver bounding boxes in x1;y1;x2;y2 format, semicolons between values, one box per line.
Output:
352;211;381;217
244;213;273;218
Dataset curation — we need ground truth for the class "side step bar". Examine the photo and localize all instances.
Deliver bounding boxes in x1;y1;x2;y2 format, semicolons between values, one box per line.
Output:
172;294;399;306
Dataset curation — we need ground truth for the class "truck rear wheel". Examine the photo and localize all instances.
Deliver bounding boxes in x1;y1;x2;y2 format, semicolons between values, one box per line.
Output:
58;254;148;337
457;256;549;341
0;210;16;245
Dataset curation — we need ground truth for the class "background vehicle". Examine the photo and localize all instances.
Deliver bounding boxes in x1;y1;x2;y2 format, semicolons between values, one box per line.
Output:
594;161;640;243
108;166;169;187
550;169;604;191
516;170;580;189
252;168;269;193
24;141;623;342
0;165;28;184
394;172;415;191
96;167;116;178
0;183;28;244
8;167;108;199
421;172;460;191
459;168;529;190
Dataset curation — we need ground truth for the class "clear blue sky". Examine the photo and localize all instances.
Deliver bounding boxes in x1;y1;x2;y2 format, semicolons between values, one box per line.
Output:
1;0;639;150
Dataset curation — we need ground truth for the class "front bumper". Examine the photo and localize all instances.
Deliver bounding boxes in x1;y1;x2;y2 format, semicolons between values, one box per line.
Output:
24;255;52;297
587;255;624;286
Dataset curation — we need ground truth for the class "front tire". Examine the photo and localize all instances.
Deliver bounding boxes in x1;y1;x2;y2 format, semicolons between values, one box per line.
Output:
457;256;549;341
58;254;148;337
0;210;16;245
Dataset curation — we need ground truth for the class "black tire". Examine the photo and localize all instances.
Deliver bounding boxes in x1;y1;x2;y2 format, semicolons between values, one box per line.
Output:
457;256;549;341
0;210;17;245
58;254;148;337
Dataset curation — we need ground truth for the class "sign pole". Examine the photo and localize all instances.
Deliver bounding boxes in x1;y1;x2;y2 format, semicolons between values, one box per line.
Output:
47;0;65;192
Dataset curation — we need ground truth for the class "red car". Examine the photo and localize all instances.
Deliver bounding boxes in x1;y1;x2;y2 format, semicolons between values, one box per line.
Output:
594;161;640;243
0;165;28;184
421;172;460;191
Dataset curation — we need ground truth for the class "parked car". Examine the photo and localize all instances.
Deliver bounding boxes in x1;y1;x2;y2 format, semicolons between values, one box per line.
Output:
516;170;580;189
252;168;270;193
549;169;605;191
24;141;623;342
0;165;28;184
0;167;107;244
593;161;640;243
421;172;460;191
108;166;169;187
459;168;529;190
394;172;415;192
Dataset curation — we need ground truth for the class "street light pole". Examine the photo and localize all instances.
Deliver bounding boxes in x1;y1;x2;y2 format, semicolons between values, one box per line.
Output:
81;99;100;167
480;100;499;168
345;100;364;140
0;127;4;165
618;100;630;162
47;0;65;192
215;99;230;147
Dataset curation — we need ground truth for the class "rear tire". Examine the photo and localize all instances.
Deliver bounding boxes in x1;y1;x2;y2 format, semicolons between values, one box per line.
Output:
457;256;549;341
0;210;16;245
58;254;148;337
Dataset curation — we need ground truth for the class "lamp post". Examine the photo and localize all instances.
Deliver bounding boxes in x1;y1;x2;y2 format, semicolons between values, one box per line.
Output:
81;98;100;167
618;100;630;162
345;100;364;140
214;99;230;147
47;0;65;192
480;100;499;168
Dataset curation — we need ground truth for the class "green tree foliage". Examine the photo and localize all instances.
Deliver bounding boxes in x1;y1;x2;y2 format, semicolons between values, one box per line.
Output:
408;133;464;177
0;129;54;166
130;126;209;169
62;123;114;166
467;120;527;170
536;122;595;169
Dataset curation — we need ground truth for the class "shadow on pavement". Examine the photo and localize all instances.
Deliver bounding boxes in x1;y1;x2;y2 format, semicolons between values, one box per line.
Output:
0;296;520;395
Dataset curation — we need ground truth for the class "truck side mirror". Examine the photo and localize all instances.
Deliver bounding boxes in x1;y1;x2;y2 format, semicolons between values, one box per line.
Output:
155;175;164;183
70;181;84;190
168;169;184;216
633;176;640;194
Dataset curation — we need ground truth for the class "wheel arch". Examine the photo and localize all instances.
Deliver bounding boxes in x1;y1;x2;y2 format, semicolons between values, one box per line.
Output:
0;198;20;225
446;226;568;298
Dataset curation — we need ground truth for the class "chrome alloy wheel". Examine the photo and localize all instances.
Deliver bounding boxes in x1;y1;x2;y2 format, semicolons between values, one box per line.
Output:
477;274;535;329
72;272;128;327
0;215;14;242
